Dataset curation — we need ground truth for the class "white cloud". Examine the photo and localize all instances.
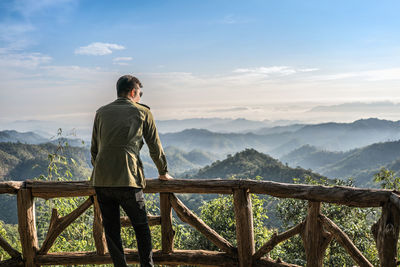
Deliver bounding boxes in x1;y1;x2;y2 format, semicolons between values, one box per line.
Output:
113;57;132;62
2;62;400;123
310;68;400;82
75;42;125;56
113;57;132;65
233;66;319;76
0;52;52;68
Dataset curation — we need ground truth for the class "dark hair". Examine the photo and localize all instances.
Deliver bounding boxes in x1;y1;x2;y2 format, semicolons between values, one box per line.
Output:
116;75;143;97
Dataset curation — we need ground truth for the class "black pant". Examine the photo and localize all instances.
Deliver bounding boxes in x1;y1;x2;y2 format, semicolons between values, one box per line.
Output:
95;187;154;267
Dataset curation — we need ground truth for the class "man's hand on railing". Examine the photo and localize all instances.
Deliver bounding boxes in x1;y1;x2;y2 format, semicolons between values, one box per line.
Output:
159;173;173;181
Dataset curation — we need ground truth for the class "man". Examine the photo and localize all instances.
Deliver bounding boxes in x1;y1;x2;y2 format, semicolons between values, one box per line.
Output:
91;75;172;267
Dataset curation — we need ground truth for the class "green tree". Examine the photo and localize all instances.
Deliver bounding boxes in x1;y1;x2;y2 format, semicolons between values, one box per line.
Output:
35;129;96;253
179;192;275;252
373;167;400;190
275;176;379;266
0;220;21;261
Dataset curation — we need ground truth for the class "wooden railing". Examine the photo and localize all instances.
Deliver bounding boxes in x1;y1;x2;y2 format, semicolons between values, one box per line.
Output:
1;179;400;267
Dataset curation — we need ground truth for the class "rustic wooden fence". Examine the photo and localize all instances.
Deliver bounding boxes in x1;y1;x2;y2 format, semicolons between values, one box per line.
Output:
0;179;400;267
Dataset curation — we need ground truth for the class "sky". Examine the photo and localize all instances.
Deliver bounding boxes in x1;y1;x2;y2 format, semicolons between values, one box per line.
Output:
1;0;400;134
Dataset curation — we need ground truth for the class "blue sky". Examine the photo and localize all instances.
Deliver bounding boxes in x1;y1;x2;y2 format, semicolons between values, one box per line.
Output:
1;0;400;132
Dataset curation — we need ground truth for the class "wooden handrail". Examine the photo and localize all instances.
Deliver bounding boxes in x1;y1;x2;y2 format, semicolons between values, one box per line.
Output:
1;178;400;267
14;179;395;208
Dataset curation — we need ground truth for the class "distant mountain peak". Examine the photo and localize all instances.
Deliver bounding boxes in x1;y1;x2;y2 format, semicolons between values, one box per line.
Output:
190;148;324;182
0;130;48;144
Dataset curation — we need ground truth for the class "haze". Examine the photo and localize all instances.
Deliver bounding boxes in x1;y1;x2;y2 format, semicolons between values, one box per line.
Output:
1;0;400;133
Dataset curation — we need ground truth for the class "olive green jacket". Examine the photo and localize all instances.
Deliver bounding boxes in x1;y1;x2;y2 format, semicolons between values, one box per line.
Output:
90;97;168;188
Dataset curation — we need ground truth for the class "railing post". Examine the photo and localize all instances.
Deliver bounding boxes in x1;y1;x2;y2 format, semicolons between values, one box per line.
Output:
301;201;331;267
233;188;255;267
17;188;39;267
92;195;107;255
372;201;400;267
160;193;174;254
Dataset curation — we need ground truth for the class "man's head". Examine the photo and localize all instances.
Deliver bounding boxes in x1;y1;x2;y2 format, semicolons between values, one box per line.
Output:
116;75;143;102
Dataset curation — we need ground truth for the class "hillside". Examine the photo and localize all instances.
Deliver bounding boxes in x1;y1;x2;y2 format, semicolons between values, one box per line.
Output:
0;142;91;181
281;140;400;186
159;118;400;157
280;145;349;171
320;140;400;185
189;148;325;182
160;128;289;155
0;130;48;144
0;142;92;224
141;146;221;177
293;118;400;151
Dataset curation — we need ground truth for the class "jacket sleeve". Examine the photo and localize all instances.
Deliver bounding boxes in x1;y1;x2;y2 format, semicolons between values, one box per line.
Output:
90;112;99;167
143;110;168;175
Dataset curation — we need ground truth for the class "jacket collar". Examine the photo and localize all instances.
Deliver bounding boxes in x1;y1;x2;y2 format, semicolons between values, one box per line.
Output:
116;96;133;103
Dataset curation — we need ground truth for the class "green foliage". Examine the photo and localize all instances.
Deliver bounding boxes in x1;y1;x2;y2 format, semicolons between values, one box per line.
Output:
178;192;275;252
275;176;379;266
0;220;20;261
373;167;400;190
35;129;95;253
0;141;90;183
2;127;396;266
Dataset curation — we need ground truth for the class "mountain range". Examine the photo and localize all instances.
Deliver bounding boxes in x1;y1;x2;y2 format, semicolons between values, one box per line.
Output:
1;120;400;224
0;130;48;144
2;118;400;154
158;118;400;157
281;140;400;186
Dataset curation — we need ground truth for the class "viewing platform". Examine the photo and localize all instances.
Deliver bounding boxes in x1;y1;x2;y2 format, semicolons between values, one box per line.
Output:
0;178;399;267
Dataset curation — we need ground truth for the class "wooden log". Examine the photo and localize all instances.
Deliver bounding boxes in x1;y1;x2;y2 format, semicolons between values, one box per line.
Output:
147;179;392;207
233;188;255;267
25;180;95;198
372;201;400;267
35;249;237;266
160;193;174;253
0;234;21;258
169;193;237;255
243;180;390;207
301;202;332;267
253;222;304;261
0;181;23;194
0;256;24;266
38;197;93;254
34;249;299;267
254;257;301;267
320;215;373;267
24;179;391;207
120;215;161;227
92;195;107;255
389;192;400;213
145;179;239;194
17;188;38;267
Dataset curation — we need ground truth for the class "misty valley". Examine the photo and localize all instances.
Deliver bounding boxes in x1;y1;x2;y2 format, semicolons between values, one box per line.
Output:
1;117;400;265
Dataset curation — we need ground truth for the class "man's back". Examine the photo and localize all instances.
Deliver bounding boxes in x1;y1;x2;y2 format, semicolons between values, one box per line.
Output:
91;97;167;188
